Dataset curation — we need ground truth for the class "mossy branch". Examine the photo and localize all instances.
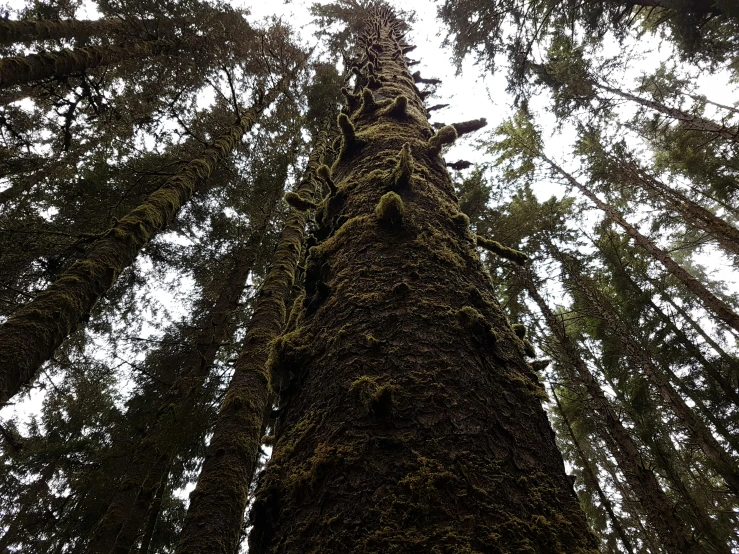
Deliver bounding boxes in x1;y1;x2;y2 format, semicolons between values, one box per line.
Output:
317;165;337;195
378;95;407;118
375;192;404;229
427;125;457;155
427;103;449;113
285;192;316;212
359;88;377;115
412;71;442;85
390;143;414;190
476;235;528;265
452;118;488;138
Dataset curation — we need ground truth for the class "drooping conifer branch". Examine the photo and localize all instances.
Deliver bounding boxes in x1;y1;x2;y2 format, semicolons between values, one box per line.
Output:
0;18;128;45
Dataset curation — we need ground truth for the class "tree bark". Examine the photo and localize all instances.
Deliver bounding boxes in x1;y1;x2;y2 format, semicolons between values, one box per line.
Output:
85;230;269;554
175;128;330;554
246;6;596;553
0;39;178;88
552;246;739;499
0;86;282;405
0;18;128;46
136;464;169;554
519;267;707;554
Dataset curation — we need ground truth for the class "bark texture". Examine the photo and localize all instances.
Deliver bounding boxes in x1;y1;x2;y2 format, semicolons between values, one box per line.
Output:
520;268;716;554
0;18;128;45
85;231;268;554
175;129;329;554
247;7;596;553
0;39;175;88
0;87;280;405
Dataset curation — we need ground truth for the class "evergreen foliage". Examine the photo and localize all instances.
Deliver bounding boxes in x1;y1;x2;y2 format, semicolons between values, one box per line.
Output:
1;0;738;552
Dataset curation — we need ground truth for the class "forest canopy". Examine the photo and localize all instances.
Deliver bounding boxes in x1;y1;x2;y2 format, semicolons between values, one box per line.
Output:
0;0;738;552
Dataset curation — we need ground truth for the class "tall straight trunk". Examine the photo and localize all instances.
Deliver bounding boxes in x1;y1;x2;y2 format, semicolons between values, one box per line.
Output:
548;383;636;554
551;245;739;498
0;18;128;46
538;153;739;334
616;159;739;260
0;38;176;88
0;86;282;405
519;268;706;554
603;249;739;404
596;82;739;143
655;284;739;382
247;6;596;553
174;128;330;554
136;465;169;554
85;229;269;554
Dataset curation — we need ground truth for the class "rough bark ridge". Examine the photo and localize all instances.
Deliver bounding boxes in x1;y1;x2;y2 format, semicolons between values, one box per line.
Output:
248;7;597;553
175;129;330;554
86;230;269;554
0;86;281;406
0;38;177;88
519;268;714;554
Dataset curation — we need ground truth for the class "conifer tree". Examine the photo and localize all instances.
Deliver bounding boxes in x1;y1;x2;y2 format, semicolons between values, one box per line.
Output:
243;4;596;552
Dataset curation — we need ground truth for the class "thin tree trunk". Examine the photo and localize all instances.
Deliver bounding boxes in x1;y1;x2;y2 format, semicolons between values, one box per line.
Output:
85;230;269;554
0;85;282;405
0;38;176;88
596;82;739;142
552;246;739;498
246;6;596;553
539;153;739;335
136;464;169;554
519;267;705;553
656;285;739;382
175;127;330;554
616;160;739;260
0;18;128;46
548;382;636;554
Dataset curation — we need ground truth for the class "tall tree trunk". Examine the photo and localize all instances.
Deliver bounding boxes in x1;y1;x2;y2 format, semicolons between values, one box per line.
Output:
175;127;330;554
615;159;739;260
655;284;739;383
136;464;169;554
519;267;707;553
0;85;283;405
85;228;269;554
548;381;636;554
551;245;739;499
246;6;596;553
595;82;739;143
538;153;739;335
0;38;180;88
0;18;128;46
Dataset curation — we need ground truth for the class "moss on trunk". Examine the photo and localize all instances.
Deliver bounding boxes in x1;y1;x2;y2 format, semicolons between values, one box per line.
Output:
174;128;330;554
247;6;597;553
0;38;176;88
0;88;281;405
